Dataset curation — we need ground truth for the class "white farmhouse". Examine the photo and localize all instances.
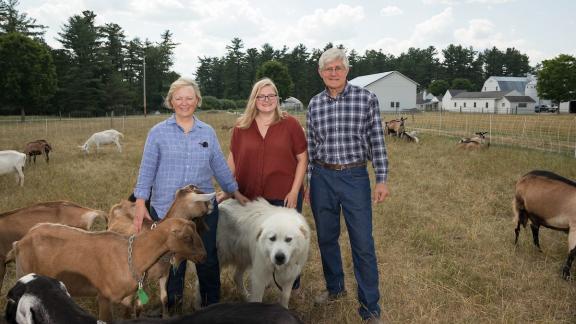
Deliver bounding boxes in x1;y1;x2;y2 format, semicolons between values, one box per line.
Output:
348;71;418;112
482;75;551;106
443;90;535;114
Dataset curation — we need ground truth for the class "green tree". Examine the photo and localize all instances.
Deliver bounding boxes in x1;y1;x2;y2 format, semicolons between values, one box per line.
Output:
502;47;531;76
0;0;46;38
451;78;474;91
537;54;576;105
396;46;440;88
479;46;504;79
223;38;248;99
0;33;56;120
442;44;483;89
428;79;450;96
256;60;293;100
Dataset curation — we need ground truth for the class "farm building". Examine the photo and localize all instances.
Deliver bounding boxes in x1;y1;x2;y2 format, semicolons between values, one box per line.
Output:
349;71;418;112
560;100;576;113
482;75;551;107
417;90;442;111
442;90;535;114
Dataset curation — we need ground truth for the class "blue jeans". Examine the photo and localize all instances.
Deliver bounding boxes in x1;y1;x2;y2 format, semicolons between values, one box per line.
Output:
151;200;220;308
266;192;303;290
310;165;381;320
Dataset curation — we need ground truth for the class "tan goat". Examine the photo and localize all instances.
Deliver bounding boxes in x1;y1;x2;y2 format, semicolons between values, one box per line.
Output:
384;117;407;137
456;131;489;150
513;170;576;279
0;201;106;292
107;184;214;317
24;139;53;164
7;217;206;322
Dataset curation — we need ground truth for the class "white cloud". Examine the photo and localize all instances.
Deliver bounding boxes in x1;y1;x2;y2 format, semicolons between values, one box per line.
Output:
411;7;454;44
422;0;461;5
453;18;525;50
380;6;403;17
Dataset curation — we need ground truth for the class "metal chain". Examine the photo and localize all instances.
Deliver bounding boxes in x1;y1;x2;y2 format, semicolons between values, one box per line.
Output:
128;235;146;287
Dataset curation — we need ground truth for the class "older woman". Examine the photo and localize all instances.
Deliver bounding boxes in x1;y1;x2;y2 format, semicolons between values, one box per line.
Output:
223;78;308;289
133;77;248;310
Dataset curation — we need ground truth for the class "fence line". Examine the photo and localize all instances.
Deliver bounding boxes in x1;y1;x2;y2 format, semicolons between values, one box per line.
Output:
1;112;575;157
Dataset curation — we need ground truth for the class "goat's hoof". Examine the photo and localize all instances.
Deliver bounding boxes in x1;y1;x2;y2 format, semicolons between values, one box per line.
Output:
562;270;571;281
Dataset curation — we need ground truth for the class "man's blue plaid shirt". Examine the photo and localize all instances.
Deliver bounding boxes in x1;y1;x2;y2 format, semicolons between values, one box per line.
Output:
306;83;388;183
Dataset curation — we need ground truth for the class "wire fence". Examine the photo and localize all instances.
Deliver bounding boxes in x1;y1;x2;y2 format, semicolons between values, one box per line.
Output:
1;112;575;157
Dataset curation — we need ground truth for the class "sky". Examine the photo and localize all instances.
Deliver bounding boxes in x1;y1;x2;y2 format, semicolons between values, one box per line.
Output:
21;0;576;77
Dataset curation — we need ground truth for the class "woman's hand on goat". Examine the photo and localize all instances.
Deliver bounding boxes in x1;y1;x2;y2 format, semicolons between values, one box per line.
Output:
373;183;390;204
133;199;153;233
216;191;231;203
284;190;299;209
232;190;250;205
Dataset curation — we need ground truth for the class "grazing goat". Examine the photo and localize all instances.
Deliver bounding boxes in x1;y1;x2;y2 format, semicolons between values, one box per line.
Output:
0;150;26;186
5;273;303;324
23;140;52;164
384;117;407;137
513;170;576;279
108;185;215;317
6;217;206;322
80;129;124;154
0;201;107;292
457;131;489;150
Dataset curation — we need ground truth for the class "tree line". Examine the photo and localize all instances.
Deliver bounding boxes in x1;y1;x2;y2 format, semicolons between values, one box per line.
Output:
1;0;575;120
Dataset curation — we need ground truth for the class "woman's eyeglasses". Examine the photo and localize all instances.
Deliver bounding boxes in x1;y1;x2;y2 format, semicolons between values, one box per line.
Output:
256;94;278;101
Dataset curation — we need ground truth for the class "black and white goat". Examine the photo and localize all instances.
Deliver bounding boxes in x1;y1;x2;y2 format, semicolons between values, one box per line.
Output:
4;274;303;324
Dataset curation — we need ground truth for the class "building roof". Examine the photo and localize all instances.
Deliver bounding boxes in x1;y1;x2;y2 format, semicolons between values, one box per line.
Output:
349;71;419;88
486;76;528;93
446;89;466;96
453;91;509;99
505;95;536;103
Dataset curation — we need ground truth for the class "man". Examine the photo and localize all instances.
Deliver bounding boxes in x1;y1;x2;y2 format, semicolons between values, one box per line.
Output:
306;47;389;324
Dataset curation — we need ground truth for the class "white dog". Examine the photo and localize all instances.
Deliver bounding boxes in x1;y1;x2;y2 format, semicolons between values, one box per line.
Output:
217;198;310;308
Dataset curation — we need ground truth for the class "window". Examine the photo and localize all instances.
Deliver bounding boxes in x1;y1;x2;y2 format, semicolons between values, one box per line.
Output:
485;102;488;108
502;103;505;107
518;103;527;108
390;101;394;108
473;102;477;108
395;102;400;108
496;86;499;91
464;102;467;108
454;102;457;107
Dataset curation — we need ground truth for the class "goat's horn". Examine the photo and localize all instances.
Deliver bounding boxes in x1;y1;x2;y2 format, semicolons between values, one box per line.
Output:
193;193;216;202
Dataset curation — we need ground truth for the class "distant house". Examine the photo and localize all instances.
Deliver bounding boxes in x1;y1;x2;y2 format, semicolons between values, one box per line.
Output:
348;71;418;112
281;97;304;111
416;90;442;111
482;75;551;107
442;89;535;114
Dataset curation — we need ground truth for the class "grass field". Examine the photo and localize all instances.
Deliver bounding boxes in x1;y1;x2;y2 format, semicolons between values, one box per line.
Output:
1;112;575;323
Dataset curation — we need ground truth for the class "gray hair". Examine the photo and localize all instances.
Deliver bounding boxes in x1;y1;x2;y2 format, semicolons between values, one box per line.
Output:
164;77;203;109
318;48;349;70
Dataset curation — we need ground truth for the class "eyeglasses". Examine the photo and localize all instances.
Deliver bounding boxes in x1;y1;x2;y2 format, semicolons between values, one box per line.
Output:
321;65;347;74
256;94;278;101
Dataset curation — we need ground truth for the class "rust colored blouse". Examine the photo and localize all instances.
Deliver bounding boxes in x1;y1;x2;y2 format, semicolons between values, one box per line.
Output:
230;115;307;200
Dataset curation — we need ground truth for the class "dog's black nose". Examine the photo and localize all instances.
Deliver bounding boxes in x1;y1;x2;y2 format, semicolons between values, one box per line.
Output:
275;253;286;265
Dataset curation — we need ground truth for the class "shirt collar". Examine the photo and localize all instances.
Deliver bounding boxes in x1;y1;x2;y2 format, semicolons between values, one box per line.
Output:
166;114;204;130
322;82;351;100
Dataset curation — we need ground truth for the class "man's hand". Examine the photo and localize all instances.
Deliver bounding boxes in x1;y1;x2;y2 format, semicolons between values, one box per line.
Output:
372;183;389;204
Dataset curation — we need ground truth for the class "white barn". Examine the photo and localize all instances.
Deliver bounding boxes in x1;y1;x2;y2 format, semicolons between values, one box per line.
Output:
349;71;418;112
443;90;535;114
483;75;551;107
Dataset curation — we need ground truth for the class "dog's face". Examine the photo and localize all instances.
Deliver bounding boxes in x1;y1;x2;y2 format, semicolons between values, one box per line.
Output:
256;212;309;268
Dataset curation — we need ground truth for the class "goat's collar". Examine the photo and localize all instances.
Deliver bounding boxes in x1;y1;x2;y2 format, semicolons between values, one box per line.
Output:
127;235;147;287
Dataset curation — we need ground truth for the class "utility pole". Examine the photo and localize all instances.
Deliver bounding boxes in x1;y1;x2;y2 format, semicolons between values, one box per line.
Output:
143;56;147;117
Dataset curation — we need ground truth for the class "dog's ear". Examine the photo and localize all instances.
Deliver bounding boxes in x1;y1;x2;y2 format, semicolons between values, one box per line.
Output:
299;225;309;239
256;228;263;241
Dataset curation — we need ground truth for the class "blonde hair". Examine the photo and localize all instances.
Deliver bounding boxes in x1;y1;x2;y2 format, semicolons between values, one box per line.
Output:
236;78;284;129
164;77;203;109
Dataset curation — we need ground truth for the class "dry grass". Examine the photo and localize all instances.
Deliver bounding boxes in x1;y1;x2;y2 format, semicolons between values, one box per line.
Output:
1;112;576;323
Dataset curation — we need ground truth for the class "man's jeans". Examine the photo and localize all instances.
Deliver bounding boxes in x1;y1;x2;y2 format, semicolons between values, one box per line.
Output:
310;165;381;320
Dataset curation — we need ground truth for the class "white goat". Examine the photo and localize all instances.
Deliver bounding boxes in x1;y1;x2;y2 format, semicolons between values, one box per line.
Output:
80;129;124;154
0;150;26;186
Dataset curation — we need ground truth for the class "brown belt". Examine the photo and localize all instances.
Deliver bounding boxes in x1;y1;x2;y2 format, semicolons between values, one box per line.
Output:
314;160;366;171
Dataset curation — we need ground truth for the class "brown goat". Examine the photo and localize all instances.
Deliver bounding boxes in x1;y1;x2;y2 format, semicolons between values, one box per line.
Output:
456;131;489;150
107;184;214;317
0;201;106;292
513;170;576;279
24;139;53;164
7;217;206;322
384;117;407;137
